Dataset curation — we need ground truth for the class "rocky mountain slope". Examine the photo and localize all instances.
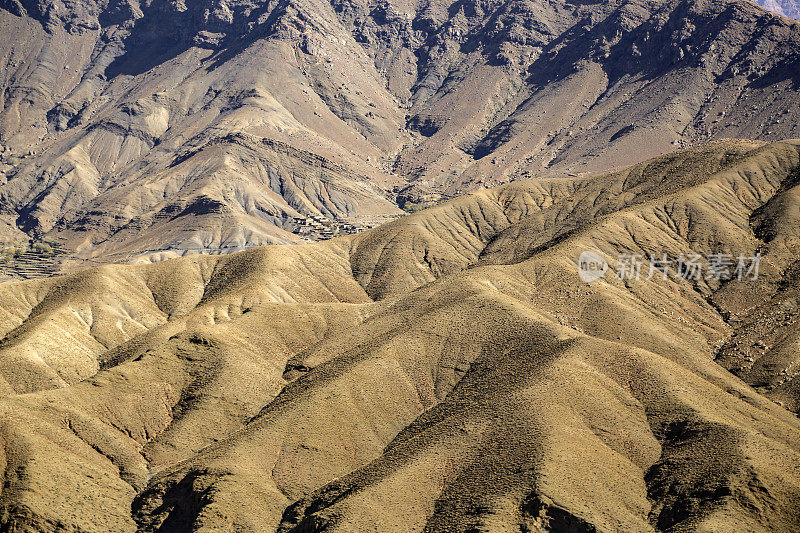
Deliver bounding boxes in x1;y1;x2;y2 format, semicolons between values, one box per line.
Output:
0;0;799;265
0;139;799;530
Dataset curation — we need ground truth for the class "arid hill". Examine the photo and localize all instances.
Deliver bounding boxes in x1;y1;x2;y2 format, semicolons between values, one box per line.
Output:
0;139;798;531
1;0;800;266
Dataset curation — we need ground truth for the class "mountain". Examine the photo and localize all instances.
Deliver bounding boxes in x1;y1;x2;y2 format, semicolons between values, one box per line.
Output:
0;0;799;267
0;139;798;530
758;0;800;19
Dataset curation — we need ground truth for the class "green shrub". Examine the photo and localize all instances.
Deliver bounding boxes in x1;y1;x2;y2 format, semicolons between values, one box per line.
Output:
31;242;53;254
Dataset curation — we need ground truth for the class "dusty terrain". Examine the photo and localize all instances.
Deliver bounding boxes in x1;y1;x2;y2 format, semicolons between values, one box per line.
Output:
1;0;800;266
3;0;800;528
0;139;797;530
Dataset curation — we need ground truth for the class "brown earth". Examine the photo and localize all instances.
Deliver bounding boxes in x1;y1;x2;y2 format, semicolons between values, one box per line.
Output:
1;0;800;266
0;139;798;530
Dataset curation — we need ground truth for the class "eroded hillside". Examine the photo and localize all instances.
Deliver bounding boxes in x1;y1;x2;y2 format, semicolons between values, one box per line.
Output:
0;140;798;531
0;0;800;266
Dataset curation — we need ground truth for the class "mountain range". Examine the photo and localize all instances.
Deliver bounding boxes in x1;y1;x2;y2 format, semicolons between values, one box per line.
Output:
0;139;799;530
3;0;800;530
1;0;800;267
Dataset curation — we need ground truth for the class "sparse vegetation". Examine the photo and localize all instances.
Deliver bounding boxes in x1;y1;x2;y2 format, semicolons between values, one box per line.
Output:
1;0;800;526
0;142;797;530
30;242;53;254
0;239;66;279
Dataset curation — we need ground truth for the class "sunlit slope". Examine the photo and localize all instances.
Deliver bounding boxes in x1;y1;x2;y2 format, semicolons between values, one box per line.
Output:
3;0;800;262
0;140;799;531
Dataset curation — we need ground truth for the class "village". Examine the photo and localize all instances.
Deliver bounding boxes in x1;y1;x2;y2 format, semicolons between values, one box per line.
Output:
287;213;400;240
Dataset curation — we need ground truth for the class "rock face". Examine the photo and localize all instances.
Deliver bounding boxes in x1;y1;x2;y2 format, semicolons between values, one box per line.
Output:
1;0;800;264
0;140;799;531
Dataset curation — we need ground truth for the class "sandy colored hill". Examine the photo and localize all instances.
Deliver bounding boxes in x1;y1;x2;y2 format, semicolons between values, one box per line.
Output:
1;0;800;266
0;139;797;530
